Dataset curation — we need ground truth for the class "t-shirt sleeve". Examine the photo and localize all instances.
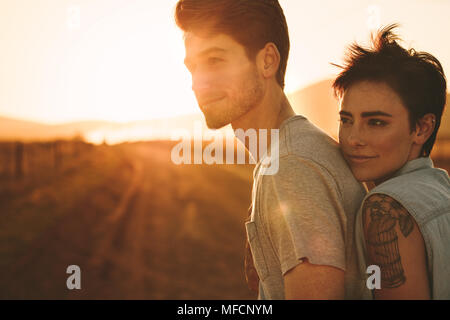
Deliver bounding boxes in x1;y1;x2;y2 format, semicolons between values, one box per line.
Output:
258;154;347;275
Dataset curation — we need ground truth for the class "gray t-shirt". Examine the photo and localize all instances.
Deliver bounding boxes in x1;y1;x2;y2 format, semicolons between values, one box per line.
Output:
245;115;366;299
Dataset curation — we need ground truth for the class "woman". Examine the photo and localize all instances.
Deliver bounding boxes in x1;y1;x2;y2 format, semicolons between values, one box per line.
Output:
333;24;450;299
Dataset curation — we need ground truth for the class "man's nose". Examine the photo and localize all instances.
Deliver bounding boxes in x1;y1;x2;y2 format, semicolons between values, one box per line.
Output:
191;70;212;93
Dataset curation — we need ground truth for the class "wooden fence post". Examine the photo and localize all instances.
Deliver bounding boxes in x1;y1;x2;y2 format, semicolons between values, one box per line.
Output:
53;141;61;170
15;142;24;179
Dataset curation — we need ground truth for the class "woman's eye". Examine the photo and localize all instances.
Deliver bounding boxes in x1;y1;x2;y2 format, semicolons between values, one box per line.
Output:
368;119;387;127
339;118;352;125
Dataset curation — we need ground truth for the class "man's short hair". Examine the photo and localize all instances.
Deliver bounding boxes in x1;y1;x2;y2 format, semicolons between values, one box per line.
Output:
175;0;290;89
333;24;447;157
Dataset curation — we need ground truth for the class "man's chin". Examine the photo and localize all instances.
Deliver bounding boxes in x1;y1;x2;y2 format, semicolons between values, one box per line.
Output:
199;107;228;130
204;117;228;130
201;110;230;129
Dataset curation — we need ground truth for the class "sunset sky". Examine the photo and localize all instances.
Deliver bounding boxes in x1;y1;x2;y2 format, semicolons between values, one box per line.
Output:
0;0;449;124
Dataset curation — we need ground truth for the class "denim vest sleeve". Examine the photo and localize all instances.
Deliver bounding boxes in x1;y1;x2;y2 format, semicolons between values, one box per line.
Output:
364;166;450;299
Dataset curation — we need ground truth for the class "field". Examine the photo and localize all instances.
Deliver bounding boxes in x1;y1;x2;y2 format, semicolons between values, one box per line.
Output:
0;139;449;300
0;140;256;299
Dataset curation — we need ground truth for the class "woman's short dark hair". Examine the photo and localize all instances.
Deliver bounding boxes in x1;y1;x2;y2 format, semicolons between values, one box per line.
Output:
333;24;447;157
175;0;290;89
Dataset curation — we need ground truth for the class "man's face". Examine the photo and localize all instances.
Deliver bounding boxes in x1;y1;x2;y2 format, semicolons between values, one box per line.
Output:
184;32;264;129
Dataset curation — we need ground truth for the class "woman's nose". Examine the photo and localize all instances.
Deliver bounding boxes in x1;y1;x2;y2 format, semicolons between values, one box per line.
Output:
346;125;367;147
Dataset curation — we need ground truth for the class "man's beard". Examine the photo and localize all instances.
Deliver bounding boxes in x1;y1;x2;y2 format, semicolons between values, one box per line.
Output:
200;68;264;130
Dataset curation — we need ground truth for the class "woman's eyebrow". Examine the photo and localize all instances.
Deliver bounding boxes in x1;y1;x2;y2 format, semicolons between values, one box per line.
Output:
339;110;393;118
361;111;393;118
339;111;353;117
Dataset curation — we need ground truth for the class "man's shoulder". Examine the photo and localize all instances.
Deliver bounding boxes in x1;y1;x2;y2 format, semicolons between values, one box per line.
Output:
280;118;353;178
254;116;364;199
279;117;337;158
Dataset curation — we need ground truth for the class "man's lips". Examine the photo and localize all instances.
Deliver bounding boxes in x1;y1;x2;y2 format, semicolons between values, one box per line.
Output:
197;96;226;107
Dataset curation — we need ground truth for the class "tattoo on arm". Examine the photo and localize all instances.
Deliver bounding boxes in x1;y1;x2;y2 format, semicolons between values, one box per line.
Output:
362;194;414;288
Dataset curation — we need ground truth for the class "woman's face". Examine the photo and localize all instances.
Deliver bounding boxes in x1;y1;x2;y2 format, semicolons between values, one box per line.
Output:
339;81;420;185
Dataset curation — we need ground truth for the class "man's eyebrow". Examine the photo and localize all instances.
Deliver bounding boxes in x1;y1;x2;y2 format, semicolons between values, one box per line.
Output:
184;47;227;66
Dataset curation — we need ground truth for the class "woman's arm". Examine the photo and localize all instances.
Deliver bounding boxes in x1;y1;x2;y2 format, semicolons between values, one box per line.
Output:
362;194;430;299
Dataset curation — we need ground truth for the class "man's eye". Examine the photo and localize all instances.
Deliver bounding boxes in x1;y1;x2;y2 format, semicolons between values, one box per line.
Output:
368;119;387;127
207;57;222;65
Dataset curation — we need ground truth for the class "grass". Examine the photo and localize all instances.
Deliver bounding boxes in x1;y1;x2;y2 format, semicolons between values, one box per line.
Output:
0;143;133;270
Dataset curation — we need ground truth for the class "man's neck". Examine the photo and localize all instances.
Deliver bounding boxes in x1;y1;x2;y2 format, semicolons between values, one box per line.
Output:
231;85;296;161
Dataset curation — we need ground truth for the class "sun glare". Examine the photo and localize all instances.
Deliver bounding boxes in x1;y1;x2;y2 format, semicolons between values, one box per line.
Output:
64;1;198;124
0;0;449;142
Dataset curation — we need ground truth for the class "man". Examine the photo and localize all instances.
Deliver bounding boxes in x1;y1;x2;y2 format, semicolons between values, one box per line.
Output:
175;0;366;299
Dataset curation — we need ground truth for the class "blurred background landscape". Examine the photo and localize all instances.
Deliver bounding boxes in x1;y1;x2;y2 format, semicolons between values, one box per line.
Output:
0;138;255;299
1;0;450;299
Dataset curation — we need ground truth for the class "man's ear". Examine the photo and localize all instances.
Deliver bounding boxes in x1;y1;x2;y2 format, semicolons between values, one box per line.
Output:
413;113;436;146
256;42;280;79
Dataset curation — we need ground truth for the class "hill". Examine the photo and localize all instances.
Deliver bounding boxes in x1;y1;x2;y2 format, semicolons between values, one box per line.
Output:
0;117;110;141
1;81;449;142
0;114;209;143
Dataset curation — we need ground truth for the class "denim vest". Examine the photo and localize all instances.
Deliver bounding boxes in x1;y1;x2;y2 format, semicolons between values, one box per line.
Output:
354;157;450;299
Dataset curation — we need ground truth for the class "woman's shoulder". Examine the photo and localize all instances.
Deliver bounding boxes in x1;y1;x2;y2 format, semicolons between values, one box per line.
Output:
365;167;450;225
372;164;448;194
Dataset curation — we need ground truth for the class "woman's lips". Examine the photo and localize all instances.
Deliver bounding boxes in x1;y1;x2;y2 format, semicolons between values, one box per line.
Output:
346;154;378;164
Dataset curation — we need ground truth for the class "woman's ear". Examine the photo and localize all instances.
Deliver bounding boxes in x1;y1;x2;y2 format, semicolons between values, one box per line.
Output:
413;113;436;146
